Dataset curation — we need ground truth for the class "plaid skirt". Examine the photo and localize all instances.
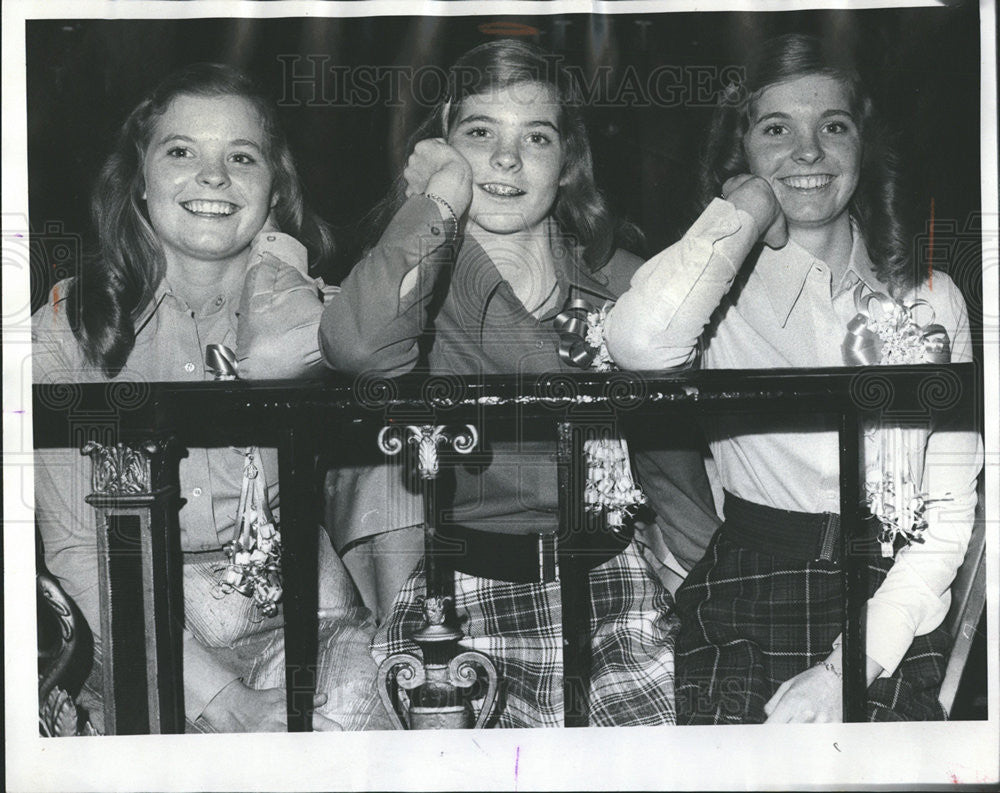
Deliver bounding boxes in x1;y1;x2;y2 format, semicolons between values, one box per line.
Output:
373;538;678;728
674;528;949;724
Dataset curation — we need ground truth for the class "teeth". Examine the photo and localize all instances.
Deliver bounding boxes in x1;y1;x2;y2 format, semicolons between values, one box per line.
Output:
780;175;834;190
182;200;237;215
481;183;524;197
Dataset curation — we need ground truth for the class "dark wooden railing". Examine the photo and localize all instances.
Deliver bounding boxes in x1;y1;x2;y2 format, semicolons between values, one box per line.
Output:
32;362;978;732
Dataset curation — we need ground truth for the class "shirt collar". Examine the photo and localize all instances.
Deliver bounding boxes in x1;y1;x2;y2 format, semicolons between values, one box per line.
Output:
755;240;816;328
132;278;173;338
842;232;883;295
755;224;883;327
455;223;617;320
132;275;235;339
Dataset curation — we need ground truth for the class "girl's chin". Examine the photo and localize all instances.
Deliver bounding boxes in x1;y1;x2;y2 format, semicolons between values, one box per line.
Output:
468;214;549;238
777;200;851;227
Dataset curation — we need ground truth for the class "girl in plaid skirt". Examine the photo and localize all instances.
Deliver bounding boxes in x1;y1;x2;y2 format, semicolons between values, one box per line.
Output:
321;40;721;727
606;33;982;723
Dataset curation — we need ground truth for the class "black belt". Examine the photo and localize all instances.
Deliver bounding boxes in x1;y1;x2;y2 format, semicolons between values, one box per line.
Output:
722;491;850;563
432;521;630;584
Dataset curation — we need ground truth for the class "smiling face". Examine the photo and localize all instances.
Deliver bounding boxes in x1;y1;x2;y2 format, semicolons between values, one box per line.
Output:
447;81;564;237
142;93;275;269
743;74;861;233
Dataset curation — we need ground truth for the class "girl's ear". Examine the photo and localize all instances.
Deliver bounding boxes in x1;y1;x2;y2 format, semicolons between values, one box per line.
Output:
558;160;572;188
270;193;279;209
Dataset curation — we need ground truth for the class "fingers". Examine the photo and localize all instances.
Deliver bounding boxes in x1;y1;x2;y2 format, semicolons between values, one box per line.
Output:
721;173;757;199
722;174;787;249
763;679;789;718
403;138;473;217
763;666;841;723
312;714;344;732
310;693;343;732
404;139;458;197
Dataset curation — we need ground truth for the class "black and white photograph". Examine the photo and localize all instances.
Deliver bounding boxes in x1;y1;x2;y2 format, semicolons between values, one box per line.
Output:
3;0;997;790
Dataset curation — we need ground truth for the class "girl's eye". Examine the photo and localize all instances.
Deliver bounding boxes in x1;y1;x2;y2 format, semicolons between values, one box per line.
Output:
823;121;850;134
761;124;786;137
230;152;257;165
466;127;491;139
526;132;552;145
165;146;192;158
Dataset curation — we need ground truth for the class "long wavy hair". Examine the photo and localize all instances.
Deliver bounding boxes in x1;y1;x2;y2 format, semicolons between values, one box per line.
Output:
363;39;642;271
698;33;913;293
70;62;334;377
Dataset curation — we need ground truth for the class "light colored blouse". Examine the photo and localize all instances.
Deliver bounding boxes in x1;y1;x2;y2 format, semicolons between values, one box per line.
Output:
33;234;323;719
606;199;983;676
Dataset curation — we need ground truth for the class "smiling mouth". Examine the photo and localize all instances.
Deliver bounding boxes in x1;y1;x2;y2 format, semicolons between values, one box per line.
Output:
181;200;239;217
778;175;835;191
479;183;525;197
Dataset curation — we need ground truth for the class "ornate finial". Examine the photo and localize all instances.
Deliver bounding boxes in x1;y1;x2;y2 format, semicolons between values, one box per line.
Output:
81;441;160;495
422;595;451;626
377;424;479;480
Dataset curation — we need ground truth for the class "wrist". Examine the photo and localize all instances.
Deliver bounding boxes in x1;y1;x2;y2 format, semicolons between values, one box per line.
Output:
820;646;883;687
423;192;459;237
201;678;247;732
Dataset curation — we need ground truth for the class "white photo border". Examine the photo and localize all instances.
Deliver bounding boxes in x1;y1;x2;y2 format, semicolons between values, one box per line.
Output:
3;1;997;790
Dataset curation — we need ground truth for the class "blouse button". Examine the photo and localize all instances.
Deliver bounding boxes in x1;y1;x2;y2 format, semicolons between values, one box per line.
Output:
184;362;196;373
192;487;203;497
536;340;545;349
267;234;277;242
214;296;224;307
430;225;441;236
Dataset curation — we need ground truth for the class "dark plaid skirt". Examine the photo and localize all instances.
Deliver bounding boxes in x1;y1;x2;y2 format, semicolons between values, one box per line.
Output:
675;527;949;724
373;539;678;728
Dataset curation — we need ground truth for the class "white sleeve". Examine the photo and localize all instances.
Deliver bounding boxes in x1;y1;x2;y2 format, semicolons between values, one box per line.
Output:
605;199;763;371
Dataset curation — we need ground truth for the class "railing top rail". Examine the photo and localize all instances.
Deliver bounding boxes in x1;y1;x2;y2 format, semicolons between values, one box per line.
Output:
31;362;978;446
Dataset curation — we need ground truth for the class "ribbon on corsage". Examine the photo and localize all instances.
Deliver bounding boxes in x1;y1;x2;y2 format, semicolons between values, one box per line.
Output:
555;298;646;530
206;344;283;617
842;283;951;366
841;284;952;556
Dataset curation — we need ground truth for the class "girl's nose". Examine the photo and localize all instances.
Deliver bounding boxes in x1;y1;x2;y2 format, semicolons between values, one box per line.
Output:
490;138;522;171
792;132;823;165
197;158;231;189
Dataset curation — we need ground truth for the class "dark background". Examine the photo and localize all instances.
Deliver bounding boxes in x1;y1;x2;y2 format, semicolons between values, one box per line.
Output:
26;4;984;354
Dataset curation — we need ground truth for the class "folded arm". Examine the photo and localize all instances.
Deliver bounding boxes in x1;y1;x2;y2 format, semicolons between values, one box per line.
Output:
319;195;458;375
605;179;782;371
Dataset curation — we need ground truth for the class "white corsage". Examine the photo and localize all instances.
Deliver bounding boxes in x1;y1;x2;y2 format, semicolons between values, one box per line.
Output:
555;298;646;530
843;284;952;557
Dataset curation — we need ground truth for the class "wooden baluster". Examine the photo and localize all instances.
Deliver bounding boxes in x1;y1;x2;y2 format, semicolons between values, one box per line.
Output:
839;409;866;722
278;424;320;732
82;437;183;734
556;420;592;728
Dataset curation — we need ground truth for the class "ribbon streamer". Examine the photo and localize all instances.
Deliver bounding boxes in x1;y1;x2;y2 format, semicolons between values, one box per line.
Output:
205;344;283;615
218;448;283;617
